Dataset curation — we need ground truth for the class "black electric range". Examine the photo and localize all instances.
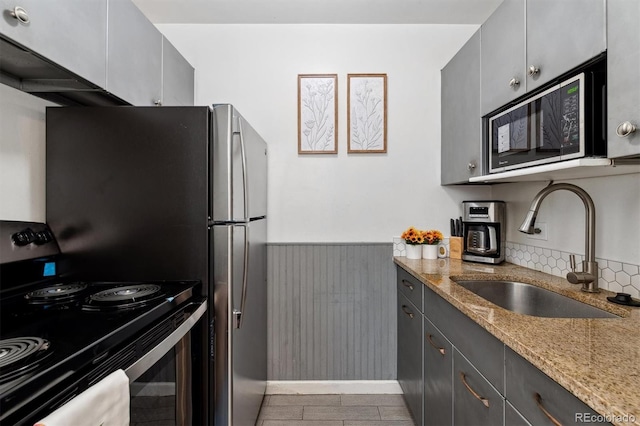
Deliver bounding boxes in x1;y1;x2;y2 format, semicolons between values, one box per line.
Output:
0;221;204;425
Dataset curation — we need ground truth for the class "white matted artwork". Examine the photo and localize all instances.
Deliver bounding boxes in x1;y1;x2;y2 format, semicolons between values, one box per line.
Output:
297;74;338;154
347;74;387;153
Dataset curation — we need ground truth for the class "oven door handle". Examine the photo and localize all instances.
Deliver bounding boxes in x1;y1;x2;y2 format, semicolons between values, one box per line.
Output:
124;300;207;382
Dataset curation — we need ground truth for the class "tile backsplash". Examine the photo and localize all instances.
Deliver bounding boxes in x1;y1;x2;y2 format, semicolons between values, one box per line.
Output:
392;237;640;298
505;242;640;298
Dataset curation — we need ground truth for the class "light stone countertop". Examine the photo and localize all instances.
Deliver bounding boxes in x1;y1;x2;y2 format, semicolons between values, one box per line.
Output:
394;257;640;426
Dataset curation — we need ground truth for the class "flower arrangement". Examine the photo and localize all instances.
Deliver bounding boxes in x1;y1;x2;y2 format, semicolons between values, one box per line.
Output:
401;227;443;245
421;229;443;245
401;226;424;245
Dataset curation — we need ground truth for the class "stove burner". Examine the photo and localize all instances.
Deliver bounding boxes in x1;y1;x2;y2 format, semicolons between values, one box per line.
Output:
84;284;163;311
0;337;50;385
25;283;87;305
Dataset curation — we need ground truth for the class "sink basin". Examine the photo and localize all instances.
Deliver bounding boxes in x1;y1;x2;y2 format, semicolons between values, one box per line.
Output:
455;280;619;319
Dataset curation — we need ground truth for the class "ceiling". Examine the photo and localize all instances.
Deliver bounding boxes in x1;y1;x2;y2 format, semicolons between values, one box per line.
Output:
132;0;504;24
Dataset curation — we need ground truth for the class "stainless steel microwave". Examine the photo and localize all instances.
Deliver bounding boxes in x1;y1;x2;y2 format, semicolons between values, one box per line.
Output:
487;60;606;173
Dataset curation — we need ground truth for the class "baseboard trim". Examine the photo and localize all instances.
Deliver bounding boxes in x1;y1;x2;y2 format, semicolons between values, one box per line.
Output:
266;380;403;395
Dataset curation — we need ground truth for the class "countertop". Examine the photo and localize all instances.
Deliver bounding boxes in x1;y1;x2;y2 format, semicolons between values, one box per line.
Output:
394;257;640;425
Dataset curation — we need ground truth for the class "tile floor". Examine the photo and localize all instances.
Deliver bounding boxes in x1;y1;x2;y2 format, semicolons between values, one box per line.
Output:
256;394;416;426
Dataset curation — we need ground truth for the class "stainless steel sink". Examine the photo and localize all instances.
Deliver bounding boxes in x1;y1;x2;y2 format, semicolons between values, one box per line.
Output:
455;280;619;318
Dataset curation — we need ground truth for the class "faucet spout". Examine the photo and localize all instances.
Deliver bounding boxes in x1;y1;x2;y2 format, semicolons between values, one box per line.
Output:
519;183;599;292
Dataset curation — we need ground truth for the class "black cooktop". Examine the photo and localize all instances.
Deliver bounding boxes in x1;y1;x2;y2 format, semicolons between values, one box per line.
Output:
0;277;199;423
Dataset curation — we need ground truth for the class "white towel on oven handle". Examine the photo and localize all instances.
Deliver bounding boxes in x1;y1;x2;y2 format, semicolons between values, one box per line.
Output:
34;369;130;426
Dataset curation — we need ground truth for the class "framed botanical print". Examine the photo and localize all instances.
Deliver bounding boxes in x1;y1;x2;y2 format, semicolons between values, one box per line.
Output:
347;74;387;153
298;74;338;154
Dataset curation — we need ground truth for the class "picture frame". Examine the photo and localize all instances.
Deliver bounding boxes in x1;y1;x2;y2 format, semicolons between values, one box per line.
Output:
298;74;338;154
347;74;387;153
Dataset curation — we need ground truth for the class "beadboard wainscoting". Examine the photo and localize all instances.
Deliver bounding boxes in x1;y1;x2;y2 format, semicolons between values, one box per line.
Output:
267;243;396;381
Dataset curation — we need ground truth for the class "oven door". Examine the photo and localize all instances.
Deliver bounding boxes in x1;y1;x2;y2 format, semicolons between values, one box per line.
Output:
125;300;207;425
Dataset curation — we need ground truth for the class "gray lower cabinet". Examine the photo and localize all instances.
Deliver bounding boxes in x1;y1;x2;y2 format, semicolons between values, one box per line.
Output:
453;349;504;426
396;265;612;426
423;317;452;426
397;292;423;425
107;0;162;106
162;36;195;106
441;30;482;185
505;347;611;425
607;0;640;158
0;0;107;87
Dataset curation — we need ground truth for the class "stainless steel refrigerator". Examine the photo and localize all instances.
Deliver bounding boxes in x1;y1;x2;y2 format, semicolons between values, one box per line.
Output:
46;104;267;426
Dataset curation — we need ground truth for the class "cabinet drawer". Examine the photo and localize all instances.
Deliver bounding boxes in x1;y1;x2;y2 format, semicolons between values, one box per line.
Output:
453;349;504;426
397;267;423;313
505;346;611;426
424;316;453;426
425;285;504;393
424;288;504;393
397;292;423;425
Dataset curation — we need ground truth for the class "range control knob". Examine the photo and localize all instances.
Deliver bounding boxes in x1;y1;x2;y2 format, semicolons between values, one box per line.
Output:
11;228;36;246
34;229;53;245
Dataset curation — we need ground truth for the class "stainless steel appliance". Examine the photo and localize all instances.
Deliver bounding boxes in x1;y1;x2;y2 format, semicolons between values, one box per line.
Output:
45;104;268;425
0;220;206;425
487;57;606;173
462;201;506;264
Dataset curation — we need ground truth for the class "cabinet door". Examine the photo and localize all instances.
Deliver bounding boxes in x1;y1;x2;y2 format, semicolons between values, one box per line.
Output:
441;30;482;185
0;0;107;87
162;36;194;106
526;0;606;92
397;292;423;425
607;0;640;158
506;401;531;426
480;0;525;115
423;317;452;426
453;349;504;426
107;0;162;106
505;346;611;425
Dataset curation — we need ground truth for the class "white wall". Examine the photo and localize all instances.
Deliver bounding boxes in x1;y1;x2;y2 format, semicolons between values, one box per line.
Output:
493;174;640;265
0;84;53;222
158;24;491;242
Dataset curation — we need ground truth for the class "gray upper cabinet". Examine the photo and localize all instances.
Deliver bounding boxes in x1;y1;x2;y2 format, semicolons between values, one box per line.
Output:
481;0;606;115
0;0;107;87
162;36;194;106
607;0;640;158
525;0;606;92
480;0;525;116
107;0;162;106
441;30;482;185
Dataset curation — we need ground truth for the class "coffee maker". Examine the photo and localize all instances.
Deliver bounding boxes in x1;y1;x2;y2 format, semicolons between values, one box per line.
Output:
462;201;506;264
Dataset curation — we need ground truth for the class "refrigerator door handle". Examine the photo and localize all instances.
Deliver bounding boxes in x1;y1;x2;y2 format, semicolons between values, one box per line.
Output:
233;223;250;329
235;117;250;220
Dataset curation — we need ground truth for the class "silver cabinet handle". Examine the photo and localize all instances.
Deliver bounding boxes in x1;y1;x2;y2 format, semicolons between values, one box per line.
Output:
616;121;637;137
527;65;540;77
509;78;520;89
400;279;414;291
459;372;489;408
467;162;476;171
534;393;563;426
401;305;415;319
10;6;29;24
154;100;163;106
426;333;446;356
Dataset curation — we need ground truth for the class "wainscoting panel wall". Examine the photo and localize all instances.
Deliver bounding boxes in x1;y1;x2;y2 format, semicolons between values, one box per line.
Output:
267;243;397;380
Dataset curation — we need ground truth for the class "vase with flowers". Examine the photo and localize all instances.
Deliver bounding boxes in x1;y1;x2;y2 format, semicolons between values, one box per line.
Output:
401;226;424;259
421;229;443;259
